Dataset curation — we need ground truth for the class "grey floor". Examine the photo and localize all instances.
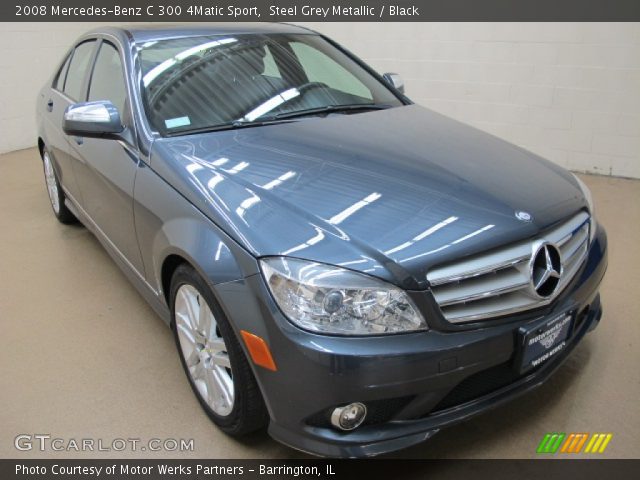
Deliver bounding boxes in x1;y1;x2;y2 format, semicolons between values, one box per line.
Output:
1;147;638;458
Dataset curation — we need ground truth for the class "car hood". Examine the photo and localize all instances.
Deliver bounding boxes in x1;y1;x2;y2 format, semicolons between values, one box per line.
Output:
150;105;586;289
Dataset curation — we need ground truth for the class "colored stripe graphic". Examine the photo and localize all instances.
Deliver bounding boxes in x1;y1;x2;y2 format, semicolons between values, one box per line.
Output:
538;432;612;454
537;433;565;453
598;434;613;453
550;433;565;453
573;433;589;453
560;433;574;453
584;433;613;453
536;433;552;453
561;433;589;453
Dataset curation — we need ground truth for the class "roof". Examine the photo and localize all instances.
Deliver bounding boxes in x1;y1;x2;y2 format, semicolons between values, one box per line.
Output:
86;23;316;43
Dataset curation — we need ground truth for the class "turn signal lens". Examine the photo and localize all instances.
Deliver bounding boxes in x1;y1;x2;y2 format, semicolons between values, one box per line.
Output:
240;330;277;371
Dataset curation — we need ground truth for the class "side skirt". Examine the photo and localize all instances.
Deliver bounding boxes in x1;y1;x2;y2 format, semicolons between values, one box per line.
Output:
63;194;171;325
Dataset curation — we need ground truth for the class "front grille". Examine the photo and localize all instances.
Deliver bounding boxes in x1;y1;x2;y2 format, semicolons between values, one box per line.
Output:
427;212;591;323
431;301;595;415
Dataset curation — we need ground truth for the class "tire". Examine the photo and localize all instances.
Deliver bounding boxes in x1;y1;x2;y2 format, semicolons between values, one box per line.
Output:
170;264;268;436
41;148;77;224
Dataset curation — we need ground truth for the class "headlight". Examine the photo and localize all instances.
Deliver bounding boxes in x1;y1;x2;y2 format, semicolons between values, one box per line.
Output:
260;257;427;335
572;173;597;243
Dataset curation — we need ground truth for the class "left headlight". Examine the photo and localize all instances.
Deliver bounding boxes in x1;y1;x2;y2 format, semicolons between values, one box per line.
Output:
572;173;597;243
260;257;428;335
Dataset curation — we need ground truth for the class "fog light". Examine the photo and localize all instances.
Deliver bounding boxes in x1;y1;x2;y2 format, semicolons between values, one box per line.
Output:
330;402;367;431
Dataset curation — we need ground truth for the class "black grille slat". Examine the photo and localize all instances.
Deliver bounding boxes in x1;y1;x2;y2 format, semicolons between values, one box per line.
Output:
431;362;529;412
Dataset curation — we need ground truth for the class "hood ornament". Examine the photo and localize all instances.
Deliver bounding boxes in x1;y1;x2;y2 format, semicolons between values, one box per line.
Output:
515;210;533;222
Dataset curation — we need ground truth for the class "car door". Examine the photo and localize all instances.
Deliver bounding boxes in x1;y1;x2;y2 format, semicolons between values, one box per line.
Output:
67;38;145;273
42;40;97;202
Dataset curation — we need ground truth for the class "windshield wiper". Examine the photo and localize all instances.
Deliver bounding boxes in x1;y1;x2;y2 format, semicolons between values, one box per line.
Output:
165;104;392;137
165;118;294;137
265;103;392;121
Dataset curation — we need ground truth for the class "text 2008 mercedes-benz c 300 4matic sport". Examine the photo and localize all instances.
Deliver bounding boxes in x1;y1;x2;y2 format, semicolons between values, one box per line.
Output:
36;24;607;457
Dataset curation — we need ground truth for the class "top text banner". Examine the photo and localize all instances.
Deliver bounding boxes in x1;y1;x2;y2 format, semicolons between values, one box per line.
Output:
4;0;640;22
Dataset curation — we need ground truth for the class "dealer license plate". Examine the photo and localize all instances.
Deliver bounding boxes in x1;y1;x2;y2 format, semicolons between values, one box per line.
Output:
518;313;573;373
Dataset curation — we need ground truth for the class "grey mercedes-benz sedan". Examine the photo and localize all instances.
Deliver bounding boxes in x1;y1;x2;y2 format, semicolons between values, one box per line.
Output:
36;24;607;457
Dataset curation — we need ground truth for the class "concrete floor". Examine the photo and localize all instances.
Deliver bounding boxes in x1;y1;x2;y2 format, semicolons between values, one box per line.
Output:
1;147;638;459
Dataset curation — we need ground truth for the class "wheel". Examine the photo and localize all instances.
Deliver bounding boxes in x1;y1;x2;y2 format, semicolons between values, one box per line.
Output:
42;148;77;224
170;264;268;436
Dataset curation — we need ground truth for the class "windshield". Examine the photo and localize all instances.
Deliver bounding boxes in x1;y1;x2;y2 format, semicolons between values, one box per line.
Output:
138;33;404;135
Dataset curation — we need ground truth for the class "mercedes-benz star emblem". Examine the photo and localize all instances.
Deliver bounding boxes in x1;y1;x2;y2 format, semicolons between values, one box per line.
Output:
531;243;562;298
515;210;533;222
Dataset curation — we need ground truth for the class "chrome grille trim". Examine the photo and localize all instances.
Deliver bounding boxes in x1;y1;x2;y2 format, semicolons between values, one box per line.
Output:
427;212;591;323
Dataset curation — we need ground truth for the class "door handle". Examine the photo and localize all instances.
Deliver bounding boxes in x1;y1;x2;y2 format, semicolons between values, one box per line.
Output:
46;99;54;112
74;136;83;145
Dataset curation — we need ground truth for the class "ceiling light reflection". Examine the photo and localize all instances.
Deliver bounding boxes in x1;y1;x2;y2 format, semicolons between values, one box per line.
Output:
143;37;237;87
242;88;300;122
384;216;458;255
262;171;296;190
211;157;229;167
329;192;381;225
451;224;495;245
235;194;261;219
400;224;496;263
224;161;249;174
283;228;325;255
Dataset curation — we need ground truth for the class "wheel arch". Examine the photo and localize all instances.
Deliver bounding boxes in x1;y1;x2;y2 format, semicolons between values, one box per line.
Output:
151;218;258;311
160;253;188;308
37;138;45;159
133;163;260;323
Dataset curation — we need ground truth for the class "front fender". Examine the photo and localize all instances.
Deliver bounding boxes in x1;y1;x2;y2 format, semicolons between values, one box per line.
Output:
154;217;248;293
133;161;259;315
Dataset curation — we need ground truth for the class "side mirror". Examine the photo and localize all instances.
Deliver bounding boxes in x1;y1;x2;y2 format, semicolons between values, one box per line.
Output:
383;72;405;94
63;101;123;138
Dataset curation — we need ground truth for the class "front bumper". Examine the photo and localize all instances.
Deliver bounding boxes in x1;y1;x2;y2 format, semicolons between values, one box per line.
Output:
214;226;607;457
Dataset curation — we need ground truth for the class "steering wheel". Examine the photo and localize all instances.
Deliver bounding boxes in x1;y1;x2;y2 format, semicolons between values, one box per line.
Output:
296;81;330;96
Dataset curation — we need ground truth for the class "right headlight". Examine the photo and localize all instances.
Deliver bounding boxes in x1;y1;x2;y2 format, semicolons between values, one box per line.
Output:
260;257;428;335
572;173;597;243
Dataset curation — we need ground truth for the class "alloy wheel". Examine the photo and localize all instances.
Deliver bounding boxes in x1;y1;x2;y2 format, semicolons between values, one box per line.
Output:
174;284;234;416
43;152;60;214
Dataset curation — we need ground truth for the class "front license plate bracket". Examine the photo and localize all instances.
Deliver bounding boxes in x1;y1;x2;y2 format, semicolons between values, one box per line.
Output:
516;312;574;373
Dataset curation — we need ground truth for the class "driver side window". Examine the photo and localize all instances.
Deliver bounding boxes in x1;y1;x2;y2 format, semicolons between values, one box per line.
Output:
88;41;128;117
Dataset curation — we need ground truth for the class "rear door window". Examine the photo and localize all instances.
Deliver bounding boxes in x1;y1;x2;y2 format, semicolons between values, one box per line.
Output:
53;53;71;91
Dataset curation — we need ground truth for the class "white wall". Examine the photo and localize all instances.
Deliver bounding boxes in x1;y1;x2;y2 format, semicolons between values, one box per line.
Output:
300;23;640;178
1;22;639;179
0;22;150;154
